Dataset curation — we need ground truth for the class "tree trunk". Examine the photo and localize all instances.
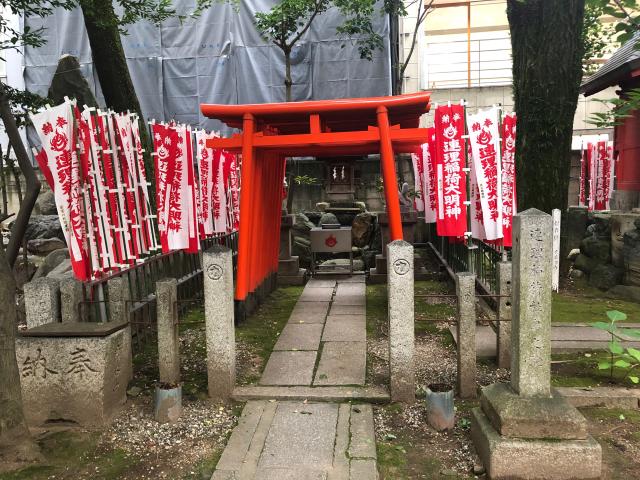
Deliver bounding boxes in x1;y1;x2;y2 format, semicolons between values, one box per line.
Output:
0;83;41;267
507;0;585;213
0;247;40;462
80;0;154;197
284;49;293;102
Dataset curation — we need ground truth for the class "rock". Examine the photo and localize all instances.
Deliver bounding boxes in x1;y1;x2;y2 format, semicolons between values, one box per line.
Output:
354;201;367;212
292;236;312;267
305;211;322;225
591;213;612;238
35;190;57;215
319;212;339;225
13;256;38;288
46;258;73;280
351;212;374;248
27;237;66;255
573;254;598;274
439;469;458;477
127;386;143;397
25;215;64;241
319;258;364;271
569;269;584;280
622;226;640;286
316;202;329;212
48;54;98;108
567;248;580;261
32;249;70;280
588;264;623;291
473;463;486;475
607;285;640;303
292;213;315;238
581;235;611;263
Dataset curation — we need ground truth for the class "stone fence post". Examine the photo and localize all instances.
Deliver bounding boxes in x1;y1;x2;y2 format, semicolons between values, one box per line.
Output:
456;272;476;399
387;240;415;403
24;277;60;328
107;276;133;380
203;245;235;401
156;278;180;385
496;262;512;370
60;277;83;323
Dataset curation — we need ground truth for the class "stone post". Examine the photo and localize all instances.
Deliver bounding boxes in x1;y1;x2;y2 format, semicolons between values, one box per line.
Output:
387;240;415;403
456;272;476;399
156;278;180;385
107;276;133;380
203;245;235;400
511;209;552;397
24;277;60;328
60;277;83;323
470;209;601;480
496;262;512;370
108;276;130;324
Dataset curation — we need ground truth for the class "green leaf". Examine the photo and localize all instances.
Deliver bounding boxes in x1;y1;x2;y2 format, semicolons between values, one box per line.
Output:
619;414;626;421
607;310;627;322
614;359;631;369
598;361;611;370
629;376;639;384
627;348;640;362
590;321;612;331
609;341;624;355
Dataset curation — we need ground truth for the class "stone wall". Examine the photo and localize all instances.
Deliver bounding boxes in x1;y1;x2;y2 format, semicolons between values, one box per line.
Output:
567;209;640;301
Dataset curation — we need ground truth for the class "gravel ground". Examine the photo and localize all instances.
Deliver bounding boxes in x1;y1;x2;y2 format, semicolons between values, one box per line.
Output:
370;323;509;478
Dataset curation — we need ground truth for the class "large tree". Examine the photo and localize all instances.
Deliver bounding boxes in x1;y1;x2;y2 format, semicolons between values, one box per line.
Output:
507;0;586;213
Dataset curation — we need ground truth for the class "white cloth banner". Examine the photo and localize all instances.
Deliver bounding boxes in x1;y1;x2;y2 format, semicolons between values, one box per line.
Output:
196;130;216;236
411;152;425;212
30;101;88;279
466;107;503;241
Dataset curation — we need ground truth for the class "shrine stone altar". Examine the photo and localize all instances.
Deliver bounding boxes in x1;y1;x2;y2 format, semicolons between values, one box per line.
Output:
15;321;131;426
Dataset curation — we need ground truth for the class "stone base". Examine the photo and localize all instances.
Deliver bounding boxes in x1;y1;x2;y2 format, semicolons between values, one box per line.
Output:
279;256;301;276
471;408;602;480
16;322;131;427
277;269;308;286
480;383;588;440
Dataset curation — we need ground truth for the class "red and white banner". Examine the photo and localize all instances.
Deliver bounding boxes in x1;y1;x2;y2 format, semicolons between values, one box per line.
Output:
606;141;615;210
469;156;486;240
183;126;201;254
411;150;425;212
434;104;467;237
226;152;240;232
30;101;89;280
196;130;216;236
467;107;502;241
579;144;587;208
501;112;517;247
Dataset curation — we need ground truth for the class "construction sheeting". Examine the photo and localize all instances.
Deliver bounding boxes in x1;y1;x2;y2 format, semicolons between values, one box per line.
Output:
22;0;391;134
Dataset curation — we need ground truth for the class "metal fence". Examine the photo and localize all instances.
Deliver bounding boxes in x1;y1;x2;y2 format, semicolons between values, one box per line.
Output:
79;231;238;351
425;222;509;294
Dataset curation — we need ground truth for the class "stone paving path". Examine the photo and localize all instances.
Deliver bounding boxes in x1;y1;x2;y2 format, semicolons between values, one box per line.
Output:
450;323;640;358
212;276;378;480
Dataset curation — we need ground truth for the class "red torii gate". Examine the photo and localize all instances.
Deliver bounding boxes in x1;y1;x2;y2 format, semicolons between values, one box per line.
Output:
201;92;431;310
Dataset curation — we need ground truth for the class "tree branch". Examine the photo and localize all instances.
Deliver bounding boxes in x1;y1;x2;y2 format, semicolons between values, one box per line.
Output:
287;2;323;49
399;0;433;84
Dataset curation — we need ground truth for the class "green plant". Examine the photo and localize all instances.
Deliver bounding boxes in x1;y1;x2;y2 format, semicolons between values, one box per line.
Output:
293;175;320;186
591;310;640;384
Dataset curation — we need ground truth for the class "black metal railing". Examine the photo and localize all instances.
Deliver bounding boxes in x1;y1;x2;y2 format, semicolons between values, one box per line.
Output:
79;231;238;352
426;222;510;294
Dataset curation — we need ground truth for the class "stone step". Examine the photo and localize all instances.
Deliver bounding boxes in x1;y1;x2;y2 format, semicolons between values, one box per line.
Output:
232;385;390;403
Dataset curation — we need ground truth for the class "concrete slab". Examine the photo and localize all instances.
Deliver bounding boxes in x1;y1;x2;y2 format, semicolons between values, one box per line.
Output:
332;294;365;306
337;275;366;283
299;287;335;303
349;460;377;480
232;385;390;403
450;325;640;357
274;324;323;351
260;351;317;386
329;304;366;316
289;302;330;324
348;405;376;459
307;279;337;288
254;468;328;480
322;316;366;342
471;408;601;480
314;342;366;386
332;404;351;478
336;283;366;296
556;386;640;410
258;402;339;469
216;401;267;471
